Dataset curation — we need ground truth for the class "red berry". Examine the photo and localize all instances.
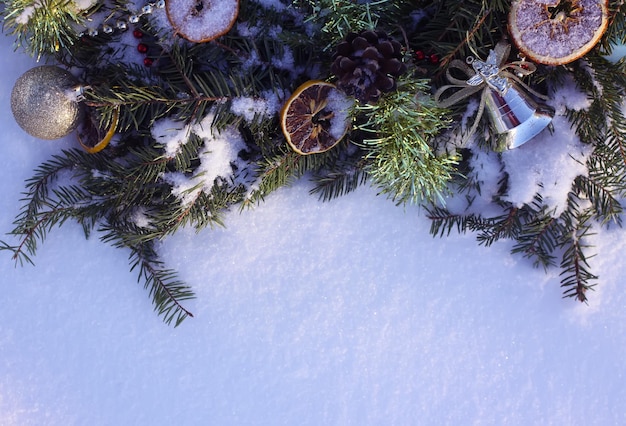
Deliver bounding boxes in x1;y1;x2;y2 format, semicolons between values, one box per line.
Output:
137;43;148;54
133;29;144;38
429;53;440;65
143;57;154;67
414;50;425;61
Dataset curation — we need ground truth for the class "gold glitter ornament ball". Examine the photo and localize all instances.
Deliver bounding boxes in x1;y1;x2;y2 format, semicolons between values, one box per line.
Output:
11;66;84;140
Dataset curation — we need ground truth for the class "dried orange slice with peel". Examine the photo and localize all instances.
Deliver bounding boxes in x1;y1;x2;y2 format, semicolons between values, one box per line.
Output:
165;0;239;43
508;0;609;65
280;80;353;155
78;107;119;154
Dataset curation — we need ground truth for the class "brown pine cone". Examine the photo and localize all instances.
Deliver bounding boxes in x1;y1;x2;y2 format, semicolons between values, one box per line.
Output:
331;30;407;103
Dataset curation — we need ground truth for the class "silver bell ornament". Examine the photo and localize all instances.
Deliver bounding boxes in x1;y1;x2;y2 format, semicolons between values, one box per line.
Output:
435;42;554;150
11;65;85;140
482;80;554;150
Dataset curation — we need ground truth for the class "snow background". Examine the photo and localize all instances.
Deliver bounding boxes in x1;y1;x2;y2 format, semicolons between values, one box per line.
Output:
1;29;626;425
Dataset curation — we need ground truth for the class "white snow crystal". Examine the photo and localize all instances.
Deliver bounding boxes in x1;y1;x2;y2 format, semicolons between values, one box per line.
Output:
458;148;506;216
161;171;200;206
150;118;191;158
73;0;97;11
15;2;40;25
131;207;153;229
500;115;593;216
326;89;354;140
230;90;283;123
242;50;262;71
161;112;246;205
268;25;283;39
548;76;591;115
230;97;271;123
271;47;295;71
236;22;262;38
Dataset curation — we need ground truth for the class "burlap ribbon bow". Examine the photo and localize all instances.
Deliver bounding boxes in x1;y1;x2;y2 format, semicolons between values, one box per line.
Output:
434;41;548;145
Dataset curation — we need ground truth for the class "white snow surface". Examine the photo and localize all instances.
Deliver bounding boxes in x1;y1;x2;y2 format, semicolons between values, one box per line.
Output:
500;114;592;216
230;91;283;123
160;113;247;205
327;88;354;140
2;37;626;426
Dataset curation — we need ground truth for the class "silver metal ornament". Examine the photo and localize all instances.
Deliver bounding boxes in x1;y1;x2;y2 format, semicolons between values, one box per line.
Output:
435;42;555;150
467;50;554;150
11;66;84;140
483;81;554;150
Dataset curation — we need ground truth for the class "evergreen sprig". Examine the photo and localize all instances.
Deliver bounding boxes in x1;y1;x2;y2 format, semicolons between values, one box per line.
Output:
357;77;458;205
300;0;405;50
0;147;198;325
310;157;369;202
410;0;509;71
2;0;85;59
100;226;195;326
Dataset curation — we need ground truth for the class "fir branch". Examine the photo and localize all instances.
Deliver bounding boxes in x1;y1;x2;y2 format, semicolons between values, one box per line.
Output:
310;163;369;201
244;151;299;205
19;150;78;219
511;209;562;270
474;206;523;247
245;148;335;205
574;173;624;227
157;181;244;236
601;0;626;52
410;0;508;74
101;227;195;327
0;138;239;326
425;205;470;237
565;56;626;227
2;0;86;59
558;202;597;303
357;76;458;205
84;81;229;132
436;8;493;70
301;0;400;49
0;150;96;265
0;186;94;267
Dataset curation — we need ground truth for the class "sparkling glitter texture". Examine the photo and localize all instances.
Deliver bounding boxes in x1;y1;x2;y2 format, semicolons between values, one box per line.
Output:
11;66;84;140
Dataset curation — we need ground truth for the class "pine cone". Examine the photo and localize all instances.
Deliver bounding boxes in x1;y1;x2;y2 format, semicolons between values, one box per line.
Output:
331;30;407;103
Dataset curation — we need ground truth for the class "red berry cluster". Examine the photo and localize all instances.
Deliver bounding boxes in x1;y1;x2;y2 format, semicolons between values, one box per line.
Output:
414;50;440;65
133;29;154;67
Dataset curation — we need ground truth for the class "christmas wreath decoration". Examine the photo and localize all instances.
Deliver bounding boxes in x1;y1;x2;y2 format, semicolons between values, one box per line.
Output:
1;0;625;325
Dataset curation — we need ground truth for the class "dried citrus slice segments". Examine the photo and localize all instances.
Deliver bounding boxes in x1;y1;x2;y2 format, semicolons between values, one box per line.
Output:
280;80;353;155
78;107;119;154
508;0;609;65
165;0;239;43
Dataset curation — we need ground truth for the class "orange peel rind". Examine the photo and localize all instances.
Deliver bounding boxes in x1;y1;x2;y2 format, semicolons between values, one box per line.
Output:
78;107;119;154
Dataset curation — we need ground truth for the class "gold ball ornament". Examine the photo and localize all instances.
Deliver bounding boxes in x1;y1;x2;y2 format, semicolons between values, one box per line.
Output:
10;66;84;140
508;0;609;66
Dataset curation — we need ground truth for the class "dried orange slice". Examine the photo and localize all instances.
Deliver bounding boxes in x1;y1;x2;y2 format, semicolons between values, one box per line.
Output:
280;80;353;155
78;107;119;154
165;0;239;43
508;0;609;65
